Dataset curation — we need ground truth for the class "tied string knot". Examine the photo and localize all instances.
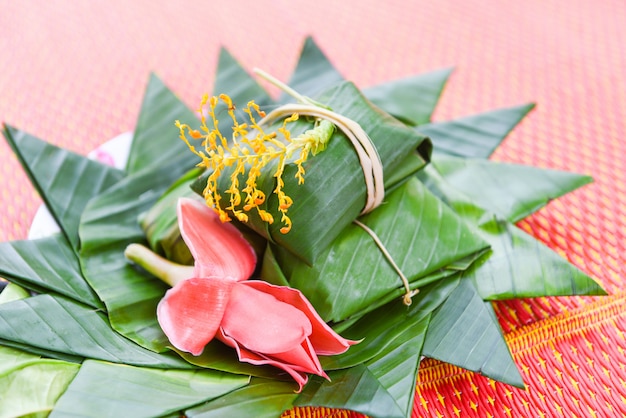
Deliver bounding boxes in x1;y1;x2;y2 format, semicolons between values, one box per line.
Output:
257;104;384;215
354;220;419;306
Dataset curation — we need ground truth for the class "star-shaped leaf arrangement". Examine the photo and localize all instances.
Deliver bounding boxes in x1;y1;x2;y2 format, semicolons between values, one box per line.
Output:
0;37;604;418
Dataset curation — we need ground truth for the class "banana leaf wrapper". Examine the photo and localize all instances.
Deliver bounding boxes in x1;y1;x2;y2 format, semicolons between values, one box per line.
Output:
262;176;490;323
192;81;432;264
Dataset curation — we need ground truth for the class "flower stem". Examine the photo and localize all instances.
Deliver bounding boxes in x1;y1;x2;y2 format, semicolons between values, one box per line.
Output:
124;243;194;287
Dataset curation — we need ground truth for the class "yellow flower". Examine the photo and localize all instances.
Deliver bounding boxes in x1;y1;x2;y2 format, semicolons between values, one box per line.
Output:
177;94;333;234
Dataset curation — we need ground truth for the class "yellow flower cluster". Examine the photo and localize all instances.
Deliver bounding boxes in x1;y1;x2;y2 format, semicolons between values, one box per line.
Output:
176;94;332;234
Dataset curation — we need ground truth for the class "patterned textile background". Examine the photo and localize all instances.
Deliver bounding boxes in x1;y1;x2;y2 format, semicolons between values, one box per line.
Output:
1;1;625;416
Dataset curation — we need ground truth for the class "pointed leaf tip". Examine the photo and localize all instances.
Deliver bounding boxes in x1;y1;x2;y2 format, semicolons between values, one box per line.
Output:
285;36;343;99
365;67;455;126
421;103;537;158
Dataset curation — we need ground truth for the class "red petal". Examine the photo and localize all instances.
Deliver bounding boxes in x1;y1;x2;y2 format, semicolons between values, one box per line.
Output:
220;282;312;354
243;281;357;355
177;198;256;281
157;277;234;356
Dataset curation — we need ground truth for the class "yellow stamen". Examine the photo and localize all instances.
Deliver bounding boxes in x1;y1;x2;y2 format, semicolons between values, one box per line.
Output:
177;93;330;233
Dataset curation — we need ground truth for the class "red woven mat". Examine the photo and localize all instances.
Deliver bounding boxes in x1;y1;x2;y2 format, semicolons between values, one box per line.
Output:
1;1;625;416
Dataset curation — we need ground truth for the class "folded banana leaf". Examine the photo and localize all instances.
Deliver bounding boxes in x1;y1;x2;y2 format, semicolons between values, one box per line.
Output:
191;81;431;265
264;176;490;323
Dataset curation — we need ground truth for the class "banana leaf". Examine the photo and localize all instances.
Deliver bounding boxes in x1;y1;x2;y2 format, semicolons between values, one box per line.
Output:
422;278;523;387
364;68;453;126
193;81;431;264
0;289;83;417
0;234;102;309
282;36;344;100
79;163;185;352
418;165;605;299
321;274;459;370
175;341;286;379
418;104;535;158
0;359;79;418
185;378;298;418
0;283;29;305
0;345;38;371
139;170;200;265
287;36;451;127
214;48;274;109
0;339;85;364
50;360;248;418
295;317;428;418
125;74;200;174
431;154;594;222
2;125;124;252
0;294;191;369
268;177;489;322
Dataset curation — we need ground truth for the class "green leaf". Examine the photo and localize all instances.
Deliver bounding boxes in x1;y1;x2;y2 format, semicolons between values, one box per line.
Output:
360;330;425;418
276;177;488;322
0;359;79;418
364;68;453;126
297;314;427;418
284;36;344;99
0;339;84;364
0;234;102;309
2;125;124;251
322;275;459;371
469;217;606;300
214;48;274;107
175;340;286;379
0;345;40;372
50;360;248;418
432;154;593;222
418;166;605;300
422;278;524;387
125;74;199;174
79;159;195;352
140;170;199;265
0;283;30;305
0;294;191;369
296;366;405;418
185;378;298;418
418;104;535;158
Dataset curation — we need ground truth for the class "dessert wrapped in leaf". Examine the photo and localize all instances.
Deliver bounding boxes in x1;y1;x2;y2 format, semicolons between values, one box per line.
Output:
263;176;490;323
186;80;431;264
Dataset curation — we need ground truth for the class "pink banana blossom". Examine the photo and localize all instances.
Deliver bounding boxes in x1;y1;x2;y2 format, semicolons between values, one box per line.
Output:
130;198;355;390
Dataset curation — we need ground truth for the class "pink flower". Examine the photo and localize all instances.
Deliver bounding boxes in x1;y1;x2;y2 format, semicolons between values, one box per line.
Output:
156;198;355;390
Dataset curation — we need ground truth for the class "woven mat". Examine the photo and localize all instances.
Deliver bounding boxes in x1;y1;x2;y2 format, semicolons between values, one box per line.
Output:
1;1;625;416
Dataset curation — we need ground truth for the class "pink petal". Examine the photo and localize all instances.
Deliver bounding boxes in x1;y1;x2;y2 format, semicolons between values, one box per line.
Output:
157;277;234;356
220;282;312;354
218;329;314;392
243;281;357;355
177;198;256;281
266;337;326;377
